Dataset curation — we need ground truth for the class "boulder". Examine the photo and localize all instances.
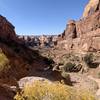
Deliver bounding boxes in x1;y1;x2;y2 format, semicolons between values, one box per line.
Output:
18;76;51;88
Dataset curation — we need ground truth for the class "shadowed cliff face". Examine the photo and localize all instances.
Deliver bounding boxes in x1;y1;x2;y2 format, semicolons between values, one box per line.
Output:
0;15;66;88
0;15;46;85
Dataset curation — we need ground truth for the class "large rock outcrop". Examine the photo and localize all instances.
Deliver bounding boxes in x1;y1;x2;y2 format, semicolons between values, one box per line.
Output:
65;20;77;39
57;0;100;53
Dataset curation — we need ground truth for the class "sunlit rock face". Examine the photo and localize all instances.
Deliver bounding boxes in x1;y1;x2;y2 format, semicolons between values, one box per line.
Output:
56;0;100;53
83;0;100;18
76;11;100;37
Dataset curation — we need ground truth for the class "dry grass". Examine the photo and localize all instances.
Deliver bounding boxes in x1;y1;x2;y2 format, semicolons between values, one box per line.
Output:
14;80;96;100
0;52;10;73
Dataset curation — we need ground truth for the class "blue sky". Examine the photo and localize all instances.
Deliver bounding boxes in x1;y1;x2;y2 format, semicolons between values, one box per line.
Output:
0;0;88;35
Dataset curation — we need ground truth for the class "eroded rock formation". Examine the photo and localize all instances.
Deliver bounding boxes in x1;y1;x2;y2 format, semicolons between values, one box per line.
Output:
65;20;77;39
57;0;100;53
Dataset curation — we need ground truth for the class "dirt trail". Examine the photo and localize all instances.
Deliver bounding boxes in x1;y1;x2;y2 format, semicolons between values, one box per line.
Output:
88;76;100;96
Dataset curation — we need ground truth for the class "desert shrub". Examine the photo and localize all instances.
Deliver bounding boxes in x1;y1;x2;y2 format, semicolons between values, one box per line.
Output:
84;53;93;65
0;52;10;73
83;53;99;68
59;53;83;72
14;80;96;100
62;62;82;72
63;62;76;72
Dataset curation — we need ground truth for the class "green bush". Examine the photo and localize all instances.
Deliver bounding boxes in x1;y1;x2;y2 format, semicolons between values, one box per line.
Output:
84;53;93;65
63;62;76;72
83;53;99;68
58;53;82;72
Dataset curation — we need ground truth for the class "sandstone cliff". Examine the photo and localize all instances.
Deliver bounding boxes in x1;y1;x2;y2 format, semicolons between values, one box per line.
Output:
57;0;100;53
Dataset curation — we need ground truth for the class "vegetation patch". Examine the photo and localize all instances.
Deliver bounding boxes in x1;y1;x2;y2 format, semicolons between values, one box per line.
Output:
83;53;99;68
0;51;10;73
14;80;95;100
